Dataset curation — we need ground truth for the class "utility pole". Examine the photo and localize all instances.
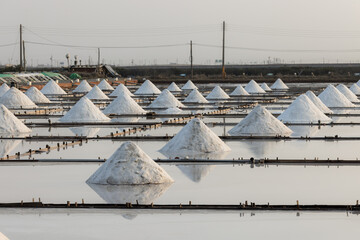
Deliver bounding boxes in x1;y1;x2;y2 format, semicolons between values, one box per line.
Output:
222;21;226;80
19;24;23;72
23;40;26;72
97;48;101;66
190;40;193;80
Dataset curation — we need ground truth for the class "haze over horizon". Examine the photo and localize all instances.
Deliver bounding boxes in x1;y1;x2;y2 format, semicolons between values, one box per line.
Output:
1;0;360;66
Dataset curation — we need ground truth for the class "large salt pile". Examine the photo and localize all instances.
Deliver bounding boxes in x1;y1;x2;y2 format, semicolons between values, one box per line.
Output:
261;83;272;91
85;85;109;100
318;84;355;108
0;104;31;133
181;80;197;90
160;118;231;157
357;79;360;86
0;87;37;109
148;89;184;108
278;94;332;123
0;83;10;97
73;80;92;93
40;79;67;95
134;80;161;95
110;83;133;97
59;97;110;122
167;82;182;92
103;93;146;115
87;141;174;185
229;85;249;96
98;79;114;91
350;83;360;95
271;78;289;90
183;89;208;103
206;86;230;100
336;84;359;102
228;105;292;136
25;87;51;104
245;80;266;94
305;91;333;114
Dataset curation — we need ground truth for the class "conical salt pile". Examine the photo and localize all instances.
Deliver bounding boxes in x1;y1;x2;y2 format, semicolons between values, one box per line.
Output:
134;80;161;95
278;94;332;123
271;78;289;90
148;89;184;108
350;83;360;95
0;104;31;133
183;89;209;103
305;91;333;114
73;80;92;93
0;87;37;109
25;87;51;104
0;83;10;97
160;107;183;114
229;85;249;96
59;97;110;122
356;79;360;87
110;83;133;97
181;80;197;90
98;79;114;91
85;86;109;100
40;79;67;95
160;118;231;157
167;82;182;92
206;86;230;100
336;84;359;102
318;84;355;108
228;105;292;136
245;80;266;94
261;83;272;91
103;93;146;115
87;141;174;185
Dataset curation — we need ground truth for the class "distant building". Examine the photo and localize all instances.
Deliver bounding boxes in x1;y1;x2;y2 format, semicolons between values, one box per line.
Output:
69;64;121;78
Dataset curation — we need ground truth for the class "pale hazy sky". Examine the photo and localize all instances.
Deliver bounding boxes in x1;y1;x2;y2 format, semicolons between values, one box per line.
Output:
1;0;360;66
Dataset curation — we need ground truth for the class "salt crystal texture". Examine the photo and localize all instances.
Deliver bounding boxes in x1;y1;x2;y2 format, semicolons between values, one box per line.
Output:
85;86;109;100
134;80;161;95
350;83;360;95
87;142;174;185
230;85;249;96
40;79;67;95
305;91;333;114
110;83;133;97
167;82;182;92
98;79;114;91
0;83;10;97
103;93;146;115
271;78;289;90
228;105;292;136
148;89;184;108
261;83;272;91
206;86;230;100
318;84;355;108
25;87;51;103
59;97;110;122
73;80;92;93
0;104;31;133
245;80;266;94
181;80;197;90
278;94;332;123
0;87;37;109
336;84;359;102
183;89;208;103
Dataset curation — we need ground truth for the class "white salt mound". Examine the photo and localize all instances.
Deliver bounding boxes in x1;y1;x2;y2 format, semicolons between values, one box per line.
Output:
87;141;174;185
25;87;51;104
148;89;184;108
206;86;230;100
60;97;110;122
228;105;292;136
160;107;183;114
70;127;100;138
0;87;37;108
0;104;31;133
73;80;92;93
181;80;197;90
261;83;272;91
245;80;266;94
85;86;109;100
230;85;249;96
356;79;360;87
110;83;133;97
160;118;231;157
98;79;114;91
167;82;182;92
134;80;161;95
183;89;208;103
350;83;360;95
278;94;332;123
318;84;355;108
271;78;289;90
305;91;333;114
103;93;146;115
0;83;10;97
40;79;67;95
336;84;359;102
